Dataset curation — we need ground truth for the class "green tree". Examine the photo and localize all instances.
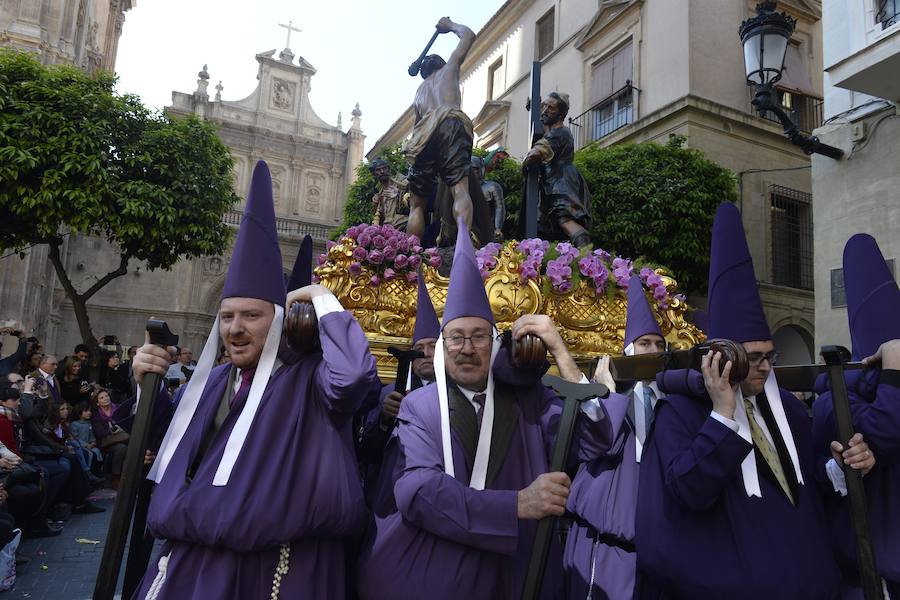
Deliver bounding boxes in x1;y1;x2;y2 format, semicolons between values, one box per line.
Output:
574;135;736;294
332;144;407;240
0;50;239;344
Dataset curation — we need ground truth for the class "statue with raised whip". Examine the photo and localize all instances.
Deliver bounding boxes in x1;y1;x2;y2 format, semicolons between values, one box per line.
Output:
404;17;491;248
368;158;410;232
522;92;593;248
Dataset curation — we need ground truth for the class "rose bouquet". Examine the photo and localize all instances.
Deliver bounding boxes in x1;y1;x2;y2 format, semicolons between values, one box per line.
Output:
322;224;440;286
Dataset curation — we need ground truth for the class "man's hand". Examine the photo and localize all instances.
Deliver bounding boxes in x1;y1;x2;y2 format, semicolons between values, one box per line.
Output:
518;472;571;520
831;433;876;476
22;375;35;394
592;355;616;394
702;351;737;420
436;17;453;33
286;284;332;305
862;339;900;370
133;329;176;387
381;391;404;422
513;314;583;383
144;450;156;466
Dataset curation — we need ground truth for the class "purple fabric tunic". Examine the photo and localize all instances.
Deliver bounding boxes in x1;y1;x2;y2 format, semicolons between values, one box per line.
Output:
636;387;840;599
132;311;377;600
812;369;900;596
564;389;637;600
356;353;625;600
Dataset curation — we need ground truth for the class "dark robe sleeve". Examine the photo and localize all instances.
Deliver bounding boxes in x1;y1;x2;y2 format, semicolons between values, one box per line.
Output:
654;397;753;512
313;311;379;416
394;394;520;556
113;383;177;452
0;340;26;377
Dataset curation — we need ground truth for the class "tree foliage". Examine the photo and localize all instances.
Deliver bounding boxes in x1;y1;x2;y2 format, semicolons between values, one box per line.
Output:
0;50;239;343
574;135;736;294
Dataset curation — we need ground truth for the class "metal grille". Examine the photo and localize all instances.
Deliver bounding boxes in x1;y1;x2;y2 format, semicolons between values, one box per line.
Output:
759;91;823;134
569;85;637;150
877;0;900;30
770;185;813;290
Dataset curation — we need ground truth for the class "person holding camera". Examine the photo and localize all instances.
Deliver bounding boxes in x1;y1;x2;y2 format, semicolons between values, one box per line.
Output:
59;356;93;406
0;324;28;379
90;388;128;490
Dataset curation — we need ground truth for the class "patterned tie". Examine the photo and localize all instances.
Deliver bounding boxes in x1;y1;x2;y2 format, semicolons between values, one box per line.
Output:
642;386;655;437
473;393;487;432
743;397;793;503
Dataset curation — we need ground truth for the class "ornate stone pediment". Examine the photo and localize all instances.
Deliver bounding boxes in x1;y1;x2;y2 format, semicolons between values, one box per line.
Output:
576;0;643;50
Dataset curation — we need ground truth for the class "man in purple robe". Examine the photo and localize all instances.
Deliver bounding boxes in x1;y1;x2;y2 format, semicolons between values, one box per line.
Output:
635;203;871;599
356;219;628;599
812;233;900;597
128;161;378;599
564;274;667;599
357;274;440;508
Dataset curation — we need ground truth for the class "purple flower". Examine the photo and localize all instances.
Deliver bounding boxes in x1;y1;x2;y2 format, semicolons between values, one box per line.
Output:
357;233;372;247
406;271;418;283
348;262;362;277
594;249;611;263
368;250;384;265
383;268;397;281
408;255;422;269
383;246;397;261
640;267;654;281
352;246;368;261
326;240;336;251
346;225;360;239
394;254;409;269
647;273;662;287
558;281;572;293
372;235;386;249
316;253;327;266
653;285;668;301
428;255;441;268
411;245;423;254
364;225;380;237
369;274;381;287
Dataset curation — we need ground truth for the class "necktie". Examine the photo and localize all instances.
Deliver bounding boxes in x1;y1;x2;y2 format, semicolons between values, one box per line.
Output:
473;393;487;432
231;368;255;409
642;386;655;438
743;398;793;503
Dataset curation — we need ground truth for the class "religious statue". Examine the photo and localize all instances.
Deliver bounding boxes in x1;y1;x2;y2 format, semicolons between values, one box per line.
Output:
403;17;491;247
470;156;506;242
522;92;593;248
369;158;410;231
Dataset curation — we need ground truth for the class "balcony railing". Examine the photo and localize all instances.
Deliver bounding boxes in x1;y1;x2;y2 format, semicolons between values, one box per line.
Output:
223;210;333;239
877;0;899;30
770;185;814;291
569;84;638;150
759;91;823;134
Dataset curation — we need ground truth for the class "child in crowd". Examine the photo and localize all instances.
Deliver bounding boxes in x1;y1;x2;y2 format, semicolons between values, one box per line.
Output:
67;403;104;480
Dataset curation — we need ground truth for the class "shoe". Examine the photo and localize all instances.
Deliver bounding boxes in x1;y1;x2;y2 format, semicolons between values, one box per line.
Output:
48;503;72;522
27;523;62;538
74;501;105;514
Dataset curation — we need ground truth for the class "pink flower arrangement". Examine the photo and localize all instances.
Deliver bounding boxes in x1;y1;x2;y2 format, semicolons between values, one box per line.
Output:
475;243;501;280
323;224;440;287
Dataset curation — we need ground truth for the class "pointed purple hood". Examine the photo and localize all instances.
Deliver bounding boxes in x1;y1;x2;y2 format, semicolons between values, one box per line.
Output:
441;218;494;328
413;273;441;342
707;203;770;342
287;235;313;291
222;161;286;307
624;274;663;348
843;233;900;359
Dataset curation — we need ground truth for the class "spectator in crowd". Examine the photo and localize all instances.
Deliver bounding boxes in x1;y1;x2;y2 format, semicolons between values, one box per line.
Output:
32;355;61;405
51;402;101;485
0;325;27;378
21;352;43;377
72;344;90;366
216;347;231;366
0;379;63;536
59;356;93;406
90;389;128;490
124;345;138;379
165;347;195;385
17;375;104;516
70;403;102;471
99;352;131;402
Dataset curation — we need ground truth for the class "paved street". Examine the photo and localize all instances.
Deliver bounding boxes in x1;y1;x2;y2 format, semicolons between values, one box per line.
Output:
9;489;121;600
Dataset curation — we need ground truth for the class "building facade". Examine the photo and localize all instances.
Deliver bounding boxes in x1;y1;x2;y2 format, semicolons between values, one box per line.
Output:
369;0;824;362
811;0;900;351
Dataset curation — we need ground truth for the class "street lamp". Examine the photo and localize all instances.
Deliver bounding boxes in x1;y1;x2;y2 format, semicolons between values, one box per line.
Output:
739;1;843;159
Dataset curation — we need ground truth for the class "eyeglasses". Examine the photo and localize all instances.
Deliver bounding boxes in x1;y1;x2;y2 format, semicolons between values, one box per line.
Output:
747;351;778;367
443;333;495;352
412;341;436;354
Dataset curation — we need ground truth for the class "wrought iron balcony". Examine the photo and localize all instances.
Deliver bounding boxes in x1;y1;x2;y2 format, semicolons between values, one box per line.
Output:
758;90;823;134
223;210;333;239
877;0;900;30
569;84;638;150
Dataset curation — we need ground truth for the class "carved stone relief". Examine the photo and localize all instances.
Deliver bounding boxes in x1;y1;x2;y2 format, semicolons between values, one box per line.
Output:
271;78;295;111
305;173;325;214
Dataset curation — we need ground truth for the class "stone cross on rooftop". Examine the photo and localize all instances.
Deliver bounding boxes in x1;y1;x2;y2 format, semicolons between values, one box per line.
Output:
278;20;301;50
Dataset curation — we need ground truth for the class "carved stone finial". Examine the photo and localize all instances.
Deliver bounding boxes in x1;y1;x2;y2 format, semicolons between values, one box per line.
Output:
337;111;342;129
215;80;223;101
198;64;209;80
351;102;362;117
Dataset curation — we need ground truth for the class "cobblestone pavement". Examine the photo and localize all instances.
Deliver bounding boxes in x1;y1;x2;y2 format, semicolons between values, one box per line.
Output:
8;488;121;600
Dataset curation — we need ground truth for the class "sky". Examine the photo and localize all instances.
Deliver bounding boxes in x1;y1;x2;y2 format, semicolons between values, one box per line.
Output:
115;0;503;153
